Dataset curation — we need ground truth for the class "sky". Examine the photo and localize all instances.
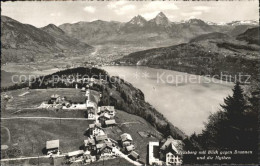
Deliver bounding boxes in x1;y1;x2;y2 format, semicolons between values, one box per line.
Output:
1;0;259;27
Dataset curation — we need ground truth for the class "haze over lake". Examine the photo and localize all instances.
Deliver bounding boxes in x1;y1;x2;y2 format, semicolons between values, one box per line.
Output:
102;66;234;135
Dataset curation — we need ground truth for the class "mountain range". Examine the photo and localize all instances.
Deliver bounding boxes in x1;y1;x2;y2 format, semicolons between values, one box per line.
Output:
117;26;259;82
1;16;93;63
59;12;258;46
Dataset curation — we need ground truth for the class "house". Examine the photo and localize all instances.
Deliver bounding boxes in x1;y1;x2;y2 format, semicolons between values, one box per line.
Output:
125;144;135;153
120;133;133;147
95;134;108;144
129;151;140;161
98;113;111;125
97;142;116;159
160;136;184;165
87;108;95;120
84;137;96;151
46;140;60;155
98;106;115;117
148;142;162;165
50;94;61;104
87;123;105;137
104;119;116;127
67;150;84;162
86;94;98;110
83;150;96;163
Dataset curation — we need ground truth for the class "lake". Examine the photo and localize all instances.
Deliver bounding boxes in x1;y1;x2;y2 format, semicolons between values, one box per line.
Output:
102;66;233;135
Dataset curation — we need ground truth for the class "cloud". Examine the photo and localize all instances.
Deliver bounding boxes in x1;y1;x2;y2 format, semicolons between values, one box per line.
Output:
107;1;129;9
84;6;96;13
193;6;211;12
141;2;179;11
181;11;202;17
50;12;61;17
114;5;136;15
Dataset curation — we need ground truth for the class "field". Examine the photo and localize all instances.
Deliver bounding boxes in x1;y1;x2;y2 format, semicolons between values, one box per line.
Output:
3;88;88;110
1;119;91;158
1;88;163;164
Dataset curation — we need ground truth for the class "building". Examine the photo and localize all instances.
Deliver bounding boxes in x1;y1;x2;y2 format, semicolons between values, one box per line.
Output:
87;108;95;120
129;151;140;161
104;119;116;127
50;94;61;104
67;150;84;162
125;145;135;153
98;106;115;117
148;142;162;165
84;138;96;151
87;123;105;137
160;136;184;166
120;133;133;147
95;134;108;144
46;140;60;155
97;141;116;159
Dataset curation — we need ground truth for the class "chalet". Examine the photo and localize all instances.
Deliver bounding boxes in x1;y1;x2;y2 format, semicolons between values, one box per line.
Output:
86;94;98;110
125;144;135;153
129;151;140;161
120;133;133;147
46;140;60;156
67;150;84;162
95;134;108;144
98;106;115;117
160;136;184;165
97;142;116;159
87;123;105;137
84;137;96;151
50;94;61;104
104;119;116;127
83;150;96;163
87;108;95;120
98;113;111;125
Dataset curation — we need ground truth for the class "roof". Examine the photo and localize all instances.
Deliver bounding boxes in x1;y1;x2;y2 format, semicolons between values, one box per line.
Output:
84;138;95;146
96;143;104;149
46;140;59;150
126;145;135;152
160;136;183;154
120;133;133;142
100;142;113;152
67;150;84;157
100;106;115;112
105;119;116;125
89;94;98;104
129;151;139;159
95;134;108;141
51;94;60;98
88;123;102;129
99;113;111;119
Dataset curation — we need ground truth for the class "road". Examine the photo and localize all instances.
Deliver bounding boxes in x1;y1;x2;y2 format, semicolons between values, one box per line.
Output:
0;155;66;162
1;117;92;120
114;149;142;166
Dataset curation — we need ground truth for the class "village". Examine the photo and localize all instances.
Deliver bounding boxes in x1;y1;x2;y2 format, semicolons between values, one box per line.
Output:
36;78;184;166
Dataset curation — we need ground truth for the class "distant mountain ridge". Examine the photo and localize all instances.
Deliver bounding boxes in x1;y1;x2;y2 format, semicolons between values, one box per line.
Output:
1;16;93;63
59;12;258;46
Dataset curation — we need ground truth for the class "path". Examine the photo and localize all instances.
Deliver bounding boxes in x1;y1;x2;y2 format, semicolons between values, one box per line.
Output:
0;154;66;162
1;117;92;121
114;149;142;166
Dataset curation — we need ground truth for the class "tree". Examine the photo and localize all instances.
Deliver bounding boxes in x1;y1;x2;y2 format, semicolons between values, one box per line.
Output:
199;82;257;151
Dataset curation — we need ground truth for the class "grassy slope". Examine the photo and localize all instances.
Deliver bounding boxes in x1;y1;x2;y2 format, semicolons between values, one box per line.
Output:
1;88;164;164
